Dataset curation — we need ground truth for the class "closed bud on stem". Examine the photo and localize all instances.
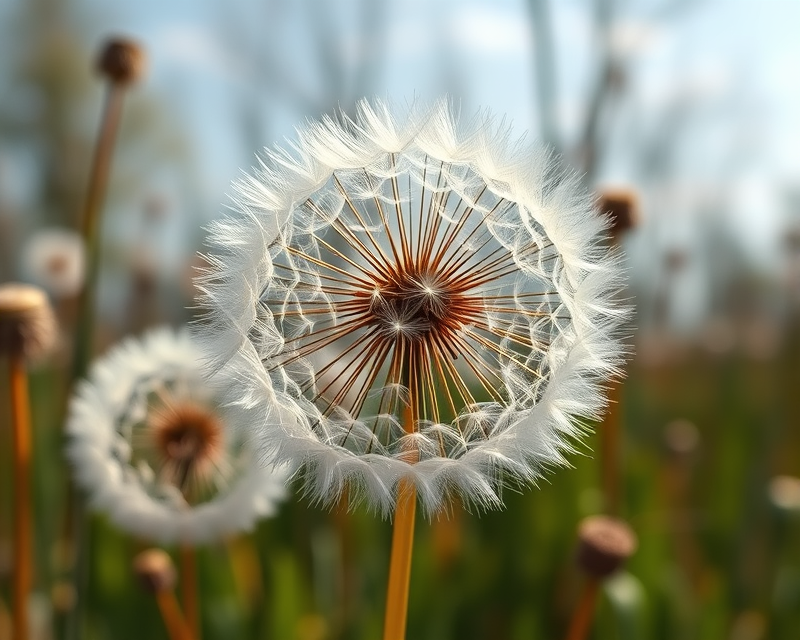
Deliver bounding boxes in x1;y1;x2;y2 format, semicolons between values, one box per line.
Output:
598;189;639;238
768;475;800;514
133;549;177;593
97;37;146;85
0;282;56;359
663;418;700;461
576;515;637;579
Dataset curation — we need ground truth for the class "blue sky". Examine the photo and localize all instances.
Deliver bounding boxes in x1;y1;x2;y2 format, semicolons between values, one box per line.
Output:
4;0;800;326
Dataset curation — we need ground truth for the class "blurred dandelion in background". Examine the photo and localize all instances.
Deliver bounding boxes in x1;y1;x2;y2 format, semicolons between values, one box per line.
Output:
22;228;85;299
65;327;288;545
199;99;626;516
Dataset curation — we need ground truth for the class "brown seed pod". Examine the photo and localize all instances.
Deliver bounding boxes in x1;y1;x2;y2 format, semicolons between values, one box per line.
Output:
96;37;146;85
768;475;800;513
598;189;639;238
132;549;177;593
0;282;57;359
576;515;637;578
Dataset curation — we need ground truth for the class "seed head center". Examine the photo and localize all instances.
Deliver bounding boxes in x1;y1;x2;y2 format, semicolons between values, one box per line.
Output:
370;270;453;338
150;402;223;473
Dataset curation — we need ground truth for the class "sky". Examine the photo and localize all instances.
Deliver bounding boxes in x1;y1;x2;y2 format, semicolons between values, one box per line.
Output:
3;0;800;327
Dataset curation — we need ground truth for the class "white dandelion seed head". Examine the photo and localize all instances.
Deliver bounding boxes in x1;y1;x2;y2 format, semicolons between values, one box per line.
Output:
66;327;289;544
22;227;85;298
196;99;628;517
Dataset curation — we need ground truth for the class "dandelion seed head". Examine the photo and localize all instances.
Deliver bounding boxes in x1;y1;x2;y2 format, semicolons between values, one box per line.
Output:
66;327;288;544
198;99;627;516
23;228;85;298
0;282;57;360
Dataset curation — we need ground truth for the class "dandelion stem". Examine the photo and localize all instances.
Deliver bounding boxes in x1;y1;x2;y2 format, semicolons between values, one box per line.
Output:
382;362;417;640
382;480;417;640
10;351;32;640
72;81;126;382
600;381;622;514
155;589;194;640
66;78;128;640
180;546;201;640
564;578;600;640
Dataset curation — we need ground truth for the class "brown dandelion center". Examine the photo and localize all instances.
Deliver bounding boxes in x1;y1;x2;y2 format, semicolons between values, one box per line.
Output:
262;158;564;449
45;254;70;276
369;269;461;337
150;402;223;482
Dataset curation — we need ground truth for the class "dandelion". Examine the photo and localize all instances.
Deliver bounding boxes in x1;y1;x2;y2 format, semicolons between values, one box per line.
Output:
66;326;288;543
22;228;86;298
198;99;626;638
67;327;288;637
200;98;624;512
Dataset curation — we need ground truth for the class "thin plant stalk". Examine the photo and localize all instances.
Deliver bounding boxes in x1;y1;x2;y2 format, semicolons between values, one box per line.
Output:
180;546;200;640
72;81;126;382
10;351;32;640
564;578;600;640
65;80;127;640
382;480;417;640
600;381;622;515
154;589;194;640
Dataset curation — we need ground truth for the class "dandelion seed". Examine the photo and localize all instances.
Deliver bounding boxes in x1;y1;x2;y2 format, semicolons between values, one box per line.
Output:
198;99;626;516
66;327;288;545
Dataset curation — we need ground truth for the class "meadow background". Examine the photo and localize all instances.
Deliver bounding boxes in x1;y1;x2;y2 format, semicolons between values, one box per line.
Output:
1;0;800;638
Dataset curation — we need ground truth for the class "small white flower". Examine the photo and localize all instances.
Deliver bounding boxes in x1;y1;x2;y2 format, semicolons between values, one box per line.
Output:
197;99;627;516
66;327;288;544
22;228;85;298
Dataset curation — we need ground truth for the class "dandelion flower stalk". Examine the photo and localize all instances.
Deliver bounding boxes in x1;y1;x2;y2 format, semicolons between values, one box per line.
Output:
595;188;638;515
9;352;32;640
383;480;416;640
72;37;145;381
0;283;56;640
383;372;416;640
179;546;200;640
63;39;146;640
564;578;600;640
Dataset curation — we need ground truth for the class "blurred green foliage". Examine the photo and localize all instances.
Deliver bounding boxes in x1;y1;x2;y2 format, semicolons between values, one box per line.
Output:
3;329;800;639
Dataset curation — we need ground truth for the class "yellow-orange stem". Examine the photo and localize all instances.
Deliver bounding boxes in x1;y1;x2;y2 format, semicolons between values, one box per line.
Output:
10;352;32;640
155;589;194;640
180;546;200;640
564;578;600;640
382;480;417;640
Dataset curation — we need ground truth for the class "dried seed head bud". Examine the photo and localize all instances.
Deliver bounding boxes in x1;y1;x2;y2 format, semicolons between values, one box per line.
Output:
51;581;77;614
768;475;800;513
598;189;639;238
663;419;700;459
97;37;146;85
132;549;176;593
0;282;57;359
576;515;637;579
